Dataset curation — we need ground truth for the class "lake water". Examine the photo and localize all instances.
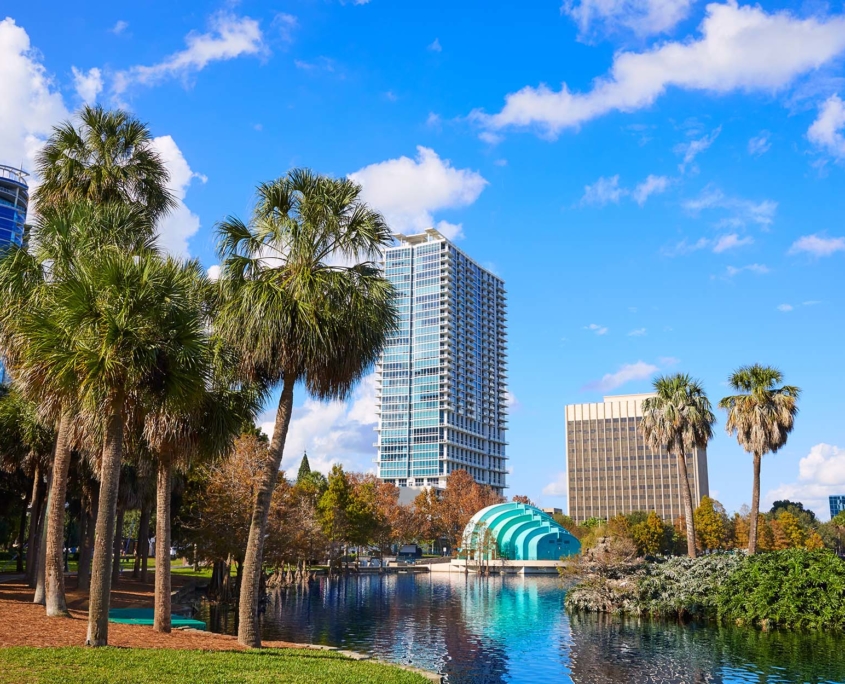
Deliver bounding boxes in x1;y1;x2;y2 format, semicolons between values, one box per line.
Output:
200;573;845;683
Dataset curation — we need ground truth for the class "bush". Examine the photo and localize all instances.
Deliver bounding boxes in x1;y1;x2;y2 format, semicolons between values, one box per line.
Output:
715;549;845;629
638;553;742;620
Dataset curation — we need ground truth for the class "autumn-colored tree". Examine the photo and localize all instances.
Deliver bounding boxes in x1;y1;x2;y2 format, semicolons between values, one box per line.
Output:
756;518;775;551
413;487;443;545
731;512;751;549
805;532;825;550
437;470;503;548
631;512;665;556
773;511;805;549
512;495;535;506
694;496;728;551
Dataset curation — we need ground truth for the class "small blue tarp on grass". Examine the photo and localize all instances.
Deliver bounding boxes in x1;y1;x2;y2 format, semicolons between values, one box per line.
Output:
108;608;206;630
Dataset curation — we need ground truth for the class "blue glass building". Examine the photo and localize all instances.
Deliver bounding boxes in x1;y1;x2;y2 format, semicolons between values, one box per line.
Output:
830;495;845;519
0;165;28;250
0;165;29;384
376;228;508;495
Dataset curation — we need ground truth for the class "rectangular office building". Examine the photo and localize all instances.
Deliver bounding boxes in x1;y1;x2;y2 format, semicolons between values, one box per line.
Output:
376;228;508;495
565;393;709;523
830;496;845;519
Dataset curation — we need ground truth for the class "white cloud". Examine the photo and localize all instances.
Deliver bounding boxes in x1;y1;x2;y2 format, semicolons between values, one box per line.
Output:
0;18;69;182
563;0;694;38
662;236;710;256
777;303;793;312
207;265;221;281
426;112;442;128
272;13;298;43
477;2;845;137
582;360;659;392
110;20;129;35
683;186;777;227
150;135;206;257
428;38;442;52
658;356;680;366
584;323;609;335
478;130;503;145
494;159;508;167
542;471;569;497
676;126;721;173
712;233;753;253
113;13;264;96
582;175;625;205
807;94;845;159
765;444;845;519
632;174;670;205
627;328;647;336
789;233;845;256
506;391;520;411
724;263;770;277
748;131;771;156
259;373;379;475
349;146;487;238
71;66;103;105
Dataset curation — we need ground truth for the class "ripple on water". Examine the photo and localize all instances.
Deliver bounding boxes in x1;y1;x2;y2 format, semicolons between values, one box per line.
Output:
199;573;845;684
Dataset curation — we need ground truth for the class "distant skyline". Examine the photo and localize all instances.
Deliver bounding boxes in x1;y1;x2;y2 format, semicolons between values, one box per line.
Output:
2;0;843;518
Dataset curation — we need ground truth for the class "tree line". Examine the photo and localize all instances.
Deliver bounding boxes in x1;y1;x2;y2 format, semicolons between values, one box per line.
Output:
0;105;397;648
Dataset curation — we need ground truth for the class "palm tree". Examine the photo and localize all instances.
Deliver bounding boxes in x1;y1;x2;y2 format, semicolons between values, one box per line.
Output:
12;248;209;645
214;169;397;647
34;105;175;222
640;374;716;558
719;365;800;554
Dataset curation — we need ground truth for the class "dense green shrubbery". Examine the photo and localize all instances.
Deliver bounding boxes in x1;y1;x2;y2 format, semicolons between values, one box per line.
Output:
638;553;743;620
715;549;845;629
566;549;845;630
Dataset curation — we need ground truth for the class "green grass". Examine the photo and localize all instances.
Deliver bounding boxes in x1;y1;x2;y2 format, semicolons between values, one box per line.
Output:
0;647;433;684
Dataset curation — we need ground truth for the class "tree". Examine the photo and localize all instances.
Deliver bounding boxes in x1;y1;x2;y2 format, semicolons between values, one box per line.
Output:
694;496;728;552
436;470;503;549
631;512;665;556
512;495;535;506
640;374;716;558
297;453;311;483
34;105;175;222
719;365;800;554
214;169;397;647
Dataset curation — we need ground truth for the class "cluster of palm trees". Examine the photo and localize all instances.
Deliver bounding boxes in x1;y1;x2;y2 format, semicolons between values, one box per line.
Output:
0;105;397;648
640;368;800;558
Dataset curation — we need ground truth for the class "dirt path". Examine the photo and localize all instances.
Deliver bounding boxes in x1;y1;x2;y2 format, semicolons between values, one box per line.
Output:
0;575;299;650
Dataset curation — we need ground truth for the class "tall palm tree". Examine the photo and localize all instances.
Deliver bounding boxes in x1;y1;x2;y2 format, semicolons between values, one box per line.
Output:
13;248;208;645
34;105;175;222
0;201;157;618
640;374;716;558
719;365;800;554
214;169;397;647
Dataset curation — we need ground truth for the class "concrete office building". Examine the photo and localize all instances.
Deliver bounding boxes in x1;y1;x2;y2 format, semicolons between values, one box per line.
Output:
0;165;29;384
376;228;508;495
565;393;709;523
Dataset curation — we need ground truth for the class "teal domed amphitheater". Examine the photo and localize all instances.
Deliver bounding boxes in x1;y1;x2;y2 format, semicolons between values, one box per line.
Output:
461;502;581;561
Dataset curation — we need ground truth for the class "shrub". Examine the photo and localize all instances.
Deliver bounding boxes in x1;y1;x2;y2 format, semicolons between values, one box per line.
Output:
715;549;845;629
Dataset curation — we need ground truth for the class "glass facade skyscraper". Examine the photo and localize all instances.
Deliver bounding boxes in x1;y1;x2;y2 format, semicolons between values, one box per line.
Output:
376;228;508;495
0;165;27;251
830;495;845;519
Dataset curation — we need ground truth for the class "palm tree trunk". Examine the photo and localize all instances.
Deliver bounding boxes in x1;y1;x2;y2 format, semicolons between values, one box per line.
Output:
676;451;697;558
86;398;125;647
45;412;73;617
237;374;296;648
26;464;46;586
112;506;125;585
154;454;172;633
134;502;150;580
78;482;98;592
16;501;27;573
748;451;762;555
34;462;54;605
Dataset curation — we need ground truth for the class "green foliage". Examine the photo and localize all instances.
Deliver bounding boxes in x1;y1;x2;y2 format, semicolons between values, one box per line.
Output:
631;512;666;556
297;453;312;482
694;496;729;551
0;647;430;684
716;549;845;629
582;517;605;529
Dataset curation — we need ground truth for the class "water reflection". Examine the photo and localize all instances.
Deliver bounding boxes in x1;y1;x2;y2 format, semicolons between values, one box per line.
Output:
199;574;845;684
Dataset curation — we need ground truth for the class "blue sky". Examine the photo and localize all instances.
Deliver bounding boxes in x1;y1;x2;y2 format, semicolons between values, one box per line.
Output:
3;0;844;518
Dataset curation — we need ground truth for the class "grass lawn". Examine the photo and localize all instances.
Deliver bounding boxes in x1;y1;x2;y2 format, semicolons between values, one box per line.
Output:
0;647;433;684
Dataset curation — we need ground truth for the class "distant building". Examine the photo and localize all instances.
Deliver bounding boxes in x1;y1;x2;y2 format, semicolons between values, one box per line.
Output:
830;496;845;519
565;393;709;524
375;228;508;495
0;165;29;384
0;165;28;250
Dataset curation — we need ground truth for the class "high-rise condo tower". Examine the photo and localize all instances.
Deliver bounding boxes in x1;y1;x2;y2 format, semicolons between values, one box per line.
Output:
0;165;28;384
376;228;508;495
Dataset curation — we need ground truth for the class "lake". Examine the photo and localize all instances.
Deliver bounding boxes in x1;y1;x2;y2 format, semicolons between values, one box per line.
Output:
200;573;845;683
